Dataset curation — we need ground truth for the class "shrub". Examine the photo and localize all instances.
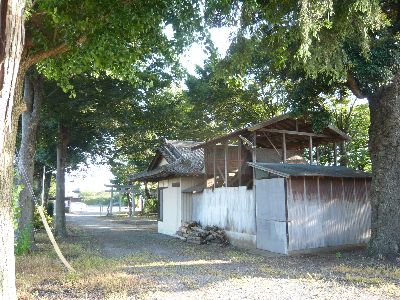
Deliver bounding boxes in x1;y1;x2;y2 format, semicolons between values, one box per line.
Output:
143;198;158;215
33;206;53;230
15;225;31;255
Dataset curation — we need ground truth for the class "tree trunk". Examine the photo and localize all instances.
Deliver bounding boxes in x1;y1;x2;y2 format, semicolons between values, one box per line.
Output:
42;170;52;208
17;72;44;248
0;1;26;299
55;124;68;238
338;141;348;167
368;73;400;257
144;182;151;199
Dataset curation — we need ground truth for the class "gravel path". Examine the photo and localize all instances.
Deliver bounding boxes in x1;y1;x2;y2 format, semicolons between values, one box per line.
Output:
67;207;400;300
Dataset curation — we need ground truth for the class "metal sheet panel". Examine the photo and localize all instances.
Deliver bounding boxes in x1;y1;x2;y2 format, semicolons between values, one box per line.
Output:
192;186;256;235
256;178;286;221
255;178;288;253
256;219;287;254
288;177;371;252
288;177;325;251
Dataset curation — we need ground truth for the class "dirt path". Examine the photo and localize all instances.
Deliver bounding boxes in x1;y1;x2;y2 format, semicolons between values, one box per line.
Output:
67;209;175;258
65;206;400;300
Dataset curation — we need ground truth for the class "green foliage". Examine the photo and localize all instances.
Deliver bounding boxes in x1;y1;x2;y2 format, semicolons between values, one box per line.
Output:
12;179;24;230
143;198;158;215
203;0;399;136
15;225;31;255
33;207;53;230
340;104;371;171
81;191;110;205
27;0;203;91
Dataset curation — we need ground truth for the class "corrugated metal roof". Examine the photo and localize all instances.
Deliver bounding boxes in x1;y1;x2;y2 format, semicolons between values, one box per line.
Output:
249;162;371;179
130;140;204;182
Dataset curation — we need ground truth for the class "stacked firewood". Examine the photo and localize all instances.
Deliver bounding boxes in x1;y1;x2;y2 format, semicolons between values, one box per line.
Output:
176;221;229;246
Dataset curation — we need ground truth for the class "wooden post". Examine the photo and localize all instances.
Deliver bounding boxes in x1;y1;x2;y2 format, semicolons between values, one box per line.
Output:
316;144;319;165
132;193;137;216
118;191;121;212
309;136;313;165
238;139;242;186
253;132;257;163
282;133;287;163
224;142;228;187
253;132;257;185
108;187;113;216
333;142;337;166
213;146;216;189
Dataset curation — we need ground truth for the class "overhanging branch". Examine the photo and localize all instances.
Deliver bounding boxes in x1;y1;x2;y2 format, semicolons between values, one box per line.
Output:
346;72;365;99
25;36;86;68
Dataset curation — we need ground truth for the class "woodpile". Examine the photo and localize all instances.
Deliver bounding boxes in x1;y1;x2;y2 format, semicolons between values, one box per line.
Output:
176;221;229;246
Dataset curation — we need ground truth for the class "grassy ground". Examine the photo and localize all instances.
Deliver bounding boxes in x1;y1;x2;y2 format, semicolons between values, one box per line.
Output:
16;218;400;300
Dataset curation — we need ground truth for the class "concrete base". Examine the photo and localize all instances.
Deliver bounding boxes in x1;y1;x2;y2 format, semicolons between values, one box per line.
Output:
288;243;367;256
225;231;256;249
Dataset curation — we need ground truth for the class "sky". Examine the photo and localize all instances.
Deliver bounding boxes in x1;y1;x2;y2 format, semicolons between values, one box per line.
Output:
65;27;234;193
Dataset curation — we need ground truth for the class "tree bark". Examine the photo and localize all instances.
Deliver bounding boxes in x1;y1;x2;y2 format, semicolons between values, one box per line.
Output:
0;0;26;299
338;141;348;167
55;124;68;238
368;73;400;257
42;170;52;208
17;72;44;248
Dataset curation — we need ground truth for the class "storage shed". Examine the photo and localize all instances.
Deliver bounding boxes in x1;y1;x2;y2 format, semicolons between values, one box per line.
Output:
249;163;371;254
131;114;372;254
188;114;372;252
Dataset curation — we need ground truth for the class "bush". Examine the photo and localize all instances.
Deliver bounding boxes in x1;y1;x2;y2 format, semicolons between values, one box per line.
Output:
33;206;53;230
143;198;158;215
15;225;31;255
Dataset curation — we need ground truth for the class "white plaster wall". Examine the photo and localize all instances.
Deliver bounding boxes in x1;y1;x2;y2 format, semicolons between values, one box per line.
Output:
158;178;181;235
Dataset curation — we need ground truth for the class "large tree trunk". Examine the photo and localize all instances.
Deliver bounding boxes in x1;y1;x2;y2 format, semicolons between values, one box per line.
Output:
17;72;44;248
55;124;68;238
0;1;26;299
368;74;400;257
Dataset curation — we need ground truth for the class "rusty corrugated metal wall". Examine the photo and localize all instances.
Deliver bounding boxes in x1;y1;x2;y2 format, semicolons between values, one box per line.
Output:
287;176;371;252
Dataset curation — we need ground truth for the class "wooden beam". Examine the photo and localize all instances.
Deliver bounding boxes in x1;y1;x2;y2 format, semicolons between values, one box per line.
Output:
213;146;216;189
252;132;257;186
105;184;135;188
282;133;287;163
253;133;257;163
262;132;280;157
309;136;313;164
259;128;329;138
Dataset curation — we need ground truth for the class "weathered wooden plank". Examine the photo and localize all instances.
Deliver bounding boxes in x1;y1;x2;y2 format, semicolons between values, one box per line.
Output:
282;133;287;163
260;128;329;138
